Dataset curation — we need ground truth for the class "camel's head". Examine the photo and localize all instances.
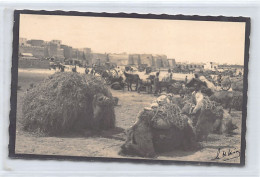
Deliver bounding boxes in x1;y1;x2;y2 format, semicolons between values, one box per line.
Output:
92;93;112;107
92;93;113;119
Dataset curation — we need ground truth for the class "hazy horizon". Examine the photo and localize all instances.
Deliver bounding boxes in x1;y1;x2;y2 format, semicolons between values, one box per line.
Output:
20;14;246;65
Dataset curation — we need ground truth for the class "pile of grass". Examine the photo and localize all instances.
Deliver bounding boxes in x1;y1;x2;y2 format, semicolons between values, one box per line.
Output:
232;79;243;92
150;103;190;130
232;91;243;111
22;72;115;136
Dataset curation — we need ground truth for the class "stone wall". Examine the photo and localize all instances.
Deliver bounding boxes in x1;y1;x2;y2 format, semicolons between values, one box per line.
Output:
19;46;45;59
18;58;50;69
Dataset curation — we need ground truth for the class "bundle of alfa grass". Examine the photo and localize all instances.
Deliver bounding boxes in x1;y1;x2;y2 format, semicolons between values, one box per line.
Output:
232;91;243;111
150;103;190;130
232;79;243;92
22;72;115;136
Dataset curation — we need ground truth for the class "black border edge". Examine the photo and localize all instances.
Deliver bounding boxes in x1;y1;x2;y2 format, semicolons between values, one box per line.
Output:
13;9;250;22
9;10;20;158
8;9;251;167
240;17;251;166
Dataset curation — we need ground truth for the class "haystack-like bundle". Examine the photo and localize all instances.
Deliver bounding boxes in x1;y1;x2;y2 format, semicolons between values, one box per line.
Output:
209;90;243;112
232;79;243;92
232;91;243;111
22;72;115;136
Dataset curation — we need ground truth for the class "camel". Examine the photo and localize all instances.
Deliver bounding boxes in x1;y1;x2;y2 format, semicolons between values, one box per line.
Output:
120;93;237;158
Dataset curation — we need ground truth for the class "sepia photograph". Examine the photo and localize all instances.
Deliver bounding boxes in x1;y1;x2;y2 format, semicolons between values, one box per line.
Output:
9;11;249;165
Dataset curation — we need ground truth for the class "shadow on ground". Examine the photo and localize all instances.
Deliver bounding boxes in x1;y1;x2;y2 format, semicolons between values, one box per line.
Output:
57;127;125;141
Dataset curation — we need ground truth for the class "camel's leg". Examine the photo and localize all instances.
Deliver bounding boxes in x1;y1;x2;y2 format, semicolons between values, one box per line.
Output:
130;82;133;91
138;84;141;93
148;85;152;94
122;83;125;91
127;82;130;91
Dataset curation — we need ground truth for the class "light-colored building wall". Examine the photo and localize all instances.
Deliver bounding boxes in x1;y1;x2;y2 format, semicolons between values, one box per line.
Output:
153;55;168;68
109;53;129;66
92;53;108;65
140;54;154;66
128;54;141;65
204;62;218;70
19;45;45;59
168;59;176;68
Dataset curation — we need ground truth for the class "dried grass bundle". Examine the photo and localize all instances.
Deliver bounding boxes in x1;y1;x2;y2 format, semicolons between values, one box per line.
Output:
22;72;115;136
232;91;243;111
232;79;243;92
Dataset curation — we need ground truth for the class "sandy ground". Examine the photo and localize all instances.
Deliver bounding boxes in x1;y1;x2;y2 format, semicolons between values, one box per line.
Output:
15;69;242;163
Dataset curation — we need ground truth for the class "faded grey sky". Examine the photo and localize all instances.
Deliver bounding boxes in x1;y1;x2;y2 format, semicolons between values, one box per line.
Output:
20;14;246;65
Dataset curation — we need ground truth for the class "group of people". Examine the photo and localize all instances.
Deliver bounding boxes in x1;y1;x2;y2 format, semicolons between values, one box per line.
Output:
85;67;98;75
83;66;192;97
153;69;188;96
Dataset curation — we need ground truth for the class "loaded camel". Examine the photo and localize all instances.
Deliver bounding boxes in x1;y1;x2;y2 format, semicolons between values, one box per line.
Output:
120;92;237;158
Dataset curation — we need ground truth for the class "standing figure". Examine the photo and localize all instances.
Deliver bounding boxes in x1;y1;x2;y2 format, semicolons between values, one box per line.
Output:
154;71;160;96
185;76;188;85
72;64;77;73
167;69;172;82
85;67;89;74
60;65;65;72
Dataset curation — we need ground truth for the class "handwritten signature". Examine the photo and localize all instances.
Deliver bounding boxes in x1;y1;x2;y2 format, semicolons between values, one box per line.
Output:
212;148;240;161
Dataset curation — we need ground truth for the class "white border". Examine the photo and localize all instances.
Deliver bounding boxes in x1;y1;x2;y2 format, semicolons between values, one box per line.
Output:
0;1;259;176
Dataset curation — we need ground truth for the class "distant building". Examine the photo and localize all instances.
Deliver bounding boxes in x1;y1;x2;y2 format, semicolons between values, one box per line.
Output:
168;59;176;68
204;62;218;70
82;48;92;65
18;38;97;64
71;49;79;59
51;40;62;46
60;47;92;65
140;54;154;67
109;53;129;66
128;54;141;66
128;54;169;68
46;41;64;60
27;39;45;47
82;48;91;54
92;53;108;65
60;45;73;59
153;55;168;68
19;38;27;46
175;62;204;70
19;45;45;59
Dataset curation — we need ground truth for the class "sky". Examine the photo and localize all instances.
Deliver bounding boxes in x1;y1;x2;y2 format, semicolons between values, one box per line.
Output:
20;14;246;65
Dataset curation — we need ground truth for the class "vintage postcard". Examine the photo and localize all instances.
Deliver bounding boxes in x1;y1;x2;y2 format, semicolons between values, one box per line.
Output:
9;10;250;165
